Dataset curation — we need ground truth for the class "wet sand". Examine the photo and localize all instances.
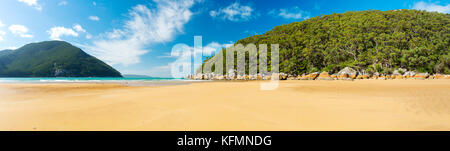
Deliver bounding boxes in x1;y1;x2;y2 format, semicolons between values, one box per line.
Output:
0;80;449;131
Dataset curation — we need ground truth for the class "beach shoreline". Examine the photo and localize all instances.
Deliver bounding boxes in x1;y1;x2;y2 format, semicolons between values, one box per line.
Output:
0;80;449;131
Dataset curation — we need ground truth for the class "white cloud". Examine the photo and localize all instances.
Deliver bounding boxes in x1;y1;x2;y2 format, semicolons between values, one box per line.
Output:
209;2;254;21
106;29;125;39
412;1;449;13
47;26;78;40
6;46;19;50
47;24;88;40
89;16;100;21
58;1;68;6
8;25;33;38
0;31;6;41
73;24;86;33
17;0;42;11
86;34;92;39
269;7;310;20
80;0;197;66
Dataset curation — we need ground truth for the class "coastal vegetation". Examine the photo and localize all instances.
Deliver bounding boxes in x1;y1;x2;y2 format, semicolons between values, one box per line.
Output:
201;10;449;76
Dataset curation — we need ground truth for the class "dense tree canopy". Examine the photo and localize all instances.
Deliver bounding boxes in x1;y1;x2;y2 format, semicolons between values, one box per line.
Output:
202;10;449;75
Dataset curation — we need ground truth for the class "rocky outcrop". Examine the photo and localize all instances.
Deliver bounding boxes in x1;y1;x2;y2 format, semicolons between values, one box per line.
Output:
185;67;449;81
317;72;333;80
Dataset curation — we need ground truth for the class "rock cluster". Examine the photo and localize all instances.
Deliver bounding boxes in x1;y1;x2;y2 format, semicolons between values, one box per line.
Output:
186;67;450;81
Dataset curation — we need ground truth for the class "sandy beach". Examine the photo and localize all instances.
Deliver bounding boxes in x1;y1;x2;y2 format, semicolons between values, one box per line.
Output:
0;80;449;131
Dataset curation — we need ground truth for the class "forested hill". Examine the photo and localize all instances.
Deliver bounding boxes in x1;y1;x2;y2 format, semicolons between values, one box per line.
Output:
205;10;449;75
0;41;122;77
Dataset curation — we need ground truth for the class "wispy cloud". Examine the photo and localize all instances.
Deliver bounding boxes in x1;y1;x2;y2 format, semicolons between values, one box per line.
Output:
8;25;33;38
162;41;233;59
58;1;68;6
412;1;449;13
0;20;4;27
88;16;100;21
17;0;42;11
79;0;197;66
269;7;310;20
210;2;254;21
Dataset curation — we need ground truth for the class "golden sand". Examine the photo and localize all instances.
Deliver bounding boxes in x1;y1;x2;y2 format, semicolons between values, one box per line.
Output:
0;80;449;131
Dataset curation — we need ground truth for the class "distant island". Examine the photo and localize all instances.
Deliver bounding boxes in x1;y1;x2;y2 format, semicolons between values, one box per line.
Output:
192;10;449;80
0;41;122;77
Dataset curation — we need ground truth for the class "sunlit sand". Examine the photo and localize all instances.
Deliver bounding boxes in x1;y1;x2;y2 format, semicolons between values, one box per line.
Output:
0;80;449;131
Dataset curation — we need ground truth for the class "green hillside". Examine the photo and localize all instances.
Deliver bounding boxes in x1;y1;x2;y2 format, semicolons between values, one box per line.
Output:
203;10;449;75
0;41;122;77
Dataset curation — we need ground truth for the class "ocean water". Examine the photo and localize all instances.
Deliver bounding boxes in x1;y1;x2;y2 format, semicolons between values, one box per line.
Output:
0;77;180;83
0;77;207;86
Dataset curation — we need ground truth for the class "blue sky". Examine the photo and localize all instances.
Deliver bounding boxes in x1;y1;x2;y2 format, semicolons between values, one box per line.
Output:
0;0;449;77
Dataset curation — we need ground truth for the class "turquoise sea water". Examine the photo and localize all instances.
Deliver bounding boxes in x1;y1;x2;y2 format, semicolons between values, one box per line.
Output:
0;77;183;83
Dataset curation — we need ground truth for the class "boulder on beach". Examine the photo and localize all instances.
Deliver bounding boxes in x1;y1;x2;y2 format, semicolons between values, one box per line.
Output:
403;71;416;79
435;74;446;79
385;75;393;79
356;71;370;79
265;75;273;80
317;72;334;80
371;72;380;79
393;68;407;75
337;67;357;80
279;73;288;80
304;72;320;80
287;75;296;80
256;74;262;80
236;75;244;80
392;69;406;79
395;75;404;79
194;74;203;80
330;74;337;79
414;73;429;80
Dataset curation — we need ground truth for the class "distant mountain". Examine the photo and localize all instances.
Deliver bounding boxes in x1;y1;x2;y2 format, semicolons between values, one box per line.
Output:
0;49;14;57
0;41;122;77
